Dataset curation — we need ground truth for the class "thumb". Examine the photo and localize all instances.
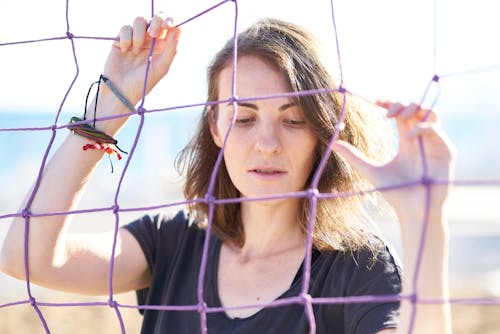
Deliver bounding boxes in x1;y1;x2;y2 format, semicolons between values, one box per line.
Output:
331;140;378;182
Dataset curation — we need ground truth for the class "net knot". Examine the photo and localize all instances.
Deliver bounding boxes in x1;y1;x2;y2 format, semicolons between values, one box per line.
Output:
335;121;346;132
21;208;31;219
432;74;440;83
108;299;118;308
228;95;238;104
420;176;433;186
337;86;346;94
66;31;74;39
408;293;418;304
197;301;207;313
307;188;319;199
111;204;120;214
300;292;312;305
137;106;146;116
204;193;215;205
29;297;37;306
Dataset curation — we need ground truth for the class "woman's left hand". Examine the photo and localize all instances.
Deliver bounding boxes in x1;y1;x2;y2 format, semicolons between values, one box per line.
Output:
332;101;456;222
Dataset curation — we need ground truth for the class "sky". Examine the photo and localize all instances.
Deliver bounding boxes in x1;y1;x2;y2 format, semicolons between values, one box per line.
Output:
0;0;499;116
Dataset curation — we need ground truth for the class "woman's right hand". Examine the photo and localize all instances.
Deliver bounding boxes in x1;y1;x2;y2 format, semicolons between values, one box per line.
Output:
103;13;181;108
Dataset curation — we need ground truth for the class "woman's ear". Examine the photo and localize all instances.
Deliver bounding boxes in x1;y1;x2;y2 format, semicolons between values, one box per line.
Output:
209;108;223;148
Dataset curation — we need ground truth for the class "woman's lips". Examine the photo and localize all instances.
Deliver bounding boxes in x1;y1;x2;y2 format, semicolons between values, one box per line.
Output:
248;167;287;179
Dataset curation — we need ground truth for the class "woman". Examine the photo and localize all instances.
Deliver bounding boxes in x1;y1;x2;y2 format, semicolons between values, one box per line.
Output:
0;13;453;333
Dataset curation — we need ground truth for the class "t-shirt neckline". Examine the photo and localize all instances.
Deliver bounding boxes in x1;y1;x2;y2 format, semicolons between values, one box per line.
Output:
209;237;321;322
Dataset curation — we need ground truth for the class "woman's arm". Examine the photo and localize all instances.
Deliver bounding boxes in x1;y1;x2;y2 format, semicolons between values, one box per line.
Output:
0;14;181;295
333;102;454;334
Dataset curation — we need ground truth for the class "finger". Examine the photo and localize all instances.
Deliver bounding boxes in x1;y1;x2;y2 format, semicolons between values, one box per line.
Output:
378;100;439;123
162;16;174;28
155;26;181;76
402;106;440;124
148;15;163;38
376;100;405;113
149;12;172;38
421;107;438;123
159;17;175;39
375;100;388;108
407;122;449;143
375;100;393;110
386;102;404;118
407;122;435;137
132;16;148;54
399;102;422;120
407;123;456;157
115;25;132;52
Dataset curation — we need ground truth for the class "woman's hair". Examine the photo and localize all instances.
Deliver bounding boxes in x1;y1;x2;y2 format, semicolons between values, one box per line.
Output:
176;18;392;252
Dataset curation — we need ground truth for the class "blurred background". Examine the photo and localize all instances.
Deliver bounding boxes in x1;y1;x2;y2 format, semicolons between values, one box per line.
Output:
1;0;499;332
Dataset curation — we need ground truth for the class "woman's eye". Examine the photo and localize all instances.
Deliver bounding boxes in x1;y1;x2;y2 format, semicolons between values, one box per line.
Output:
235;117;254;125
284;119;306;127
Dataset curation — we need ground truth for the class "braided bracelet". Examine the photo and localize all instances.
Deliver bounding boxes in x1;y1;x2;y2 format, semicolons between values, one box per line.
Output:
68;75;134;172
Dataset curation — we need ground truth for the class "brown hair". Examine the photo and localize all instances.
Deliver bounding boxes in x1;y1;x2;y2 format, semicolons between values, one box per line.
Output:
176;18;392;252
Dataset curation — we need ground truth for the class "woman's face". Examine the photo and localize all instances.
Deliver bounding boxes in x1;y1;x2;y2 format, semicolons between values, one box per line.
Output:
211;55;318;200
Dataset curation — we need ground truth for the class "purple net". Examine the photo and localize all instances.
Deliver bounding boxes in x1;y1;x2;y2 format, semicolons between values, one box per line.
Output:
1;0;500;333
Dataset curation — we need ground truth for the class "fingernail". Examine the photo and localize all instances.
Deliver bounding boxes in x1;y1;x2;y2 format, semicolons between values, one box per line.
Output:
162;17;174;27
148;26;157;37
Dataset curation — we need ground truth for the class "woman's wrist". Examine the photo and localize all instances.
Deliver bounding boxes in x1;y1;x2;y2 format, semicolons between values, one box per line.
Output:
85;85;132;135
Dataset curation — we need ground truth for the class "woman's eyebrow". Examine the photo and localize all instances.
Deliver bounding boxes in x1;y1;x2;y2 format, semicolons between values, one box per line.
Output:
224;101;296;111
238;102;259;110
278;102;296;111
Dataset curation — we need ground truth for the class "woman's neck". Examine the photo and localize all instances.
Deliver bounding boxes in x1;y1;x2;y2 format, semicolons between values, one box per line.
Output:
233;199;305;260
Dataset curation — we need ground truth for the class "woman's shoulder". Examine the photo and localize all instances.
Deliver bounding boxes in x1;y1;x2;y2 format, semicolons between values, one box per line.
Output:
122;209;207;248
310;236;401;301
317;234;402;284
124;209;198;232
121;209;211;270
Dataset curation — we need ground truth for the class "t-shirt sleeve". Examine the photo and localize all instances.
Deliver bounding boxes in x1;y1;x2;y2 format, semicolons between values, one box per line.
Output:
122;214;159;273
121;210;189;310
344;243;402;334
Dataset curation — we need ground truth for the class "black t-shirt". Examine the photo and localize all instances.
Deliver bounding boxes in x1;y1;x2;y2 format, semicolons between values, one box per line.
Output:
123;211;401;334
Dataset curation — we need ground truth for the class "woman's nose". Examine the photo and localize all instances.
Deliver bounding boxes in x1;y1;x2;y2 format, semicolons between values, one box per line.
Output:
254;123;281;155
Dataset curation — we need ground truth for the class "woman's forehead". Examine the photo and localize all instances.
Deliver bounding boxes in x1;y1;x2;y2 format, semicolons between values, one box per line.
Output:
217;56;291;99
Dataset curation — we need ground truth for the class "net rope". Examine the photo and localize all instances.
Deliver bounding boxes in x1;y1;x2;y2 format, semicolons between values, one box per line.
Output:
1;0;500;333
